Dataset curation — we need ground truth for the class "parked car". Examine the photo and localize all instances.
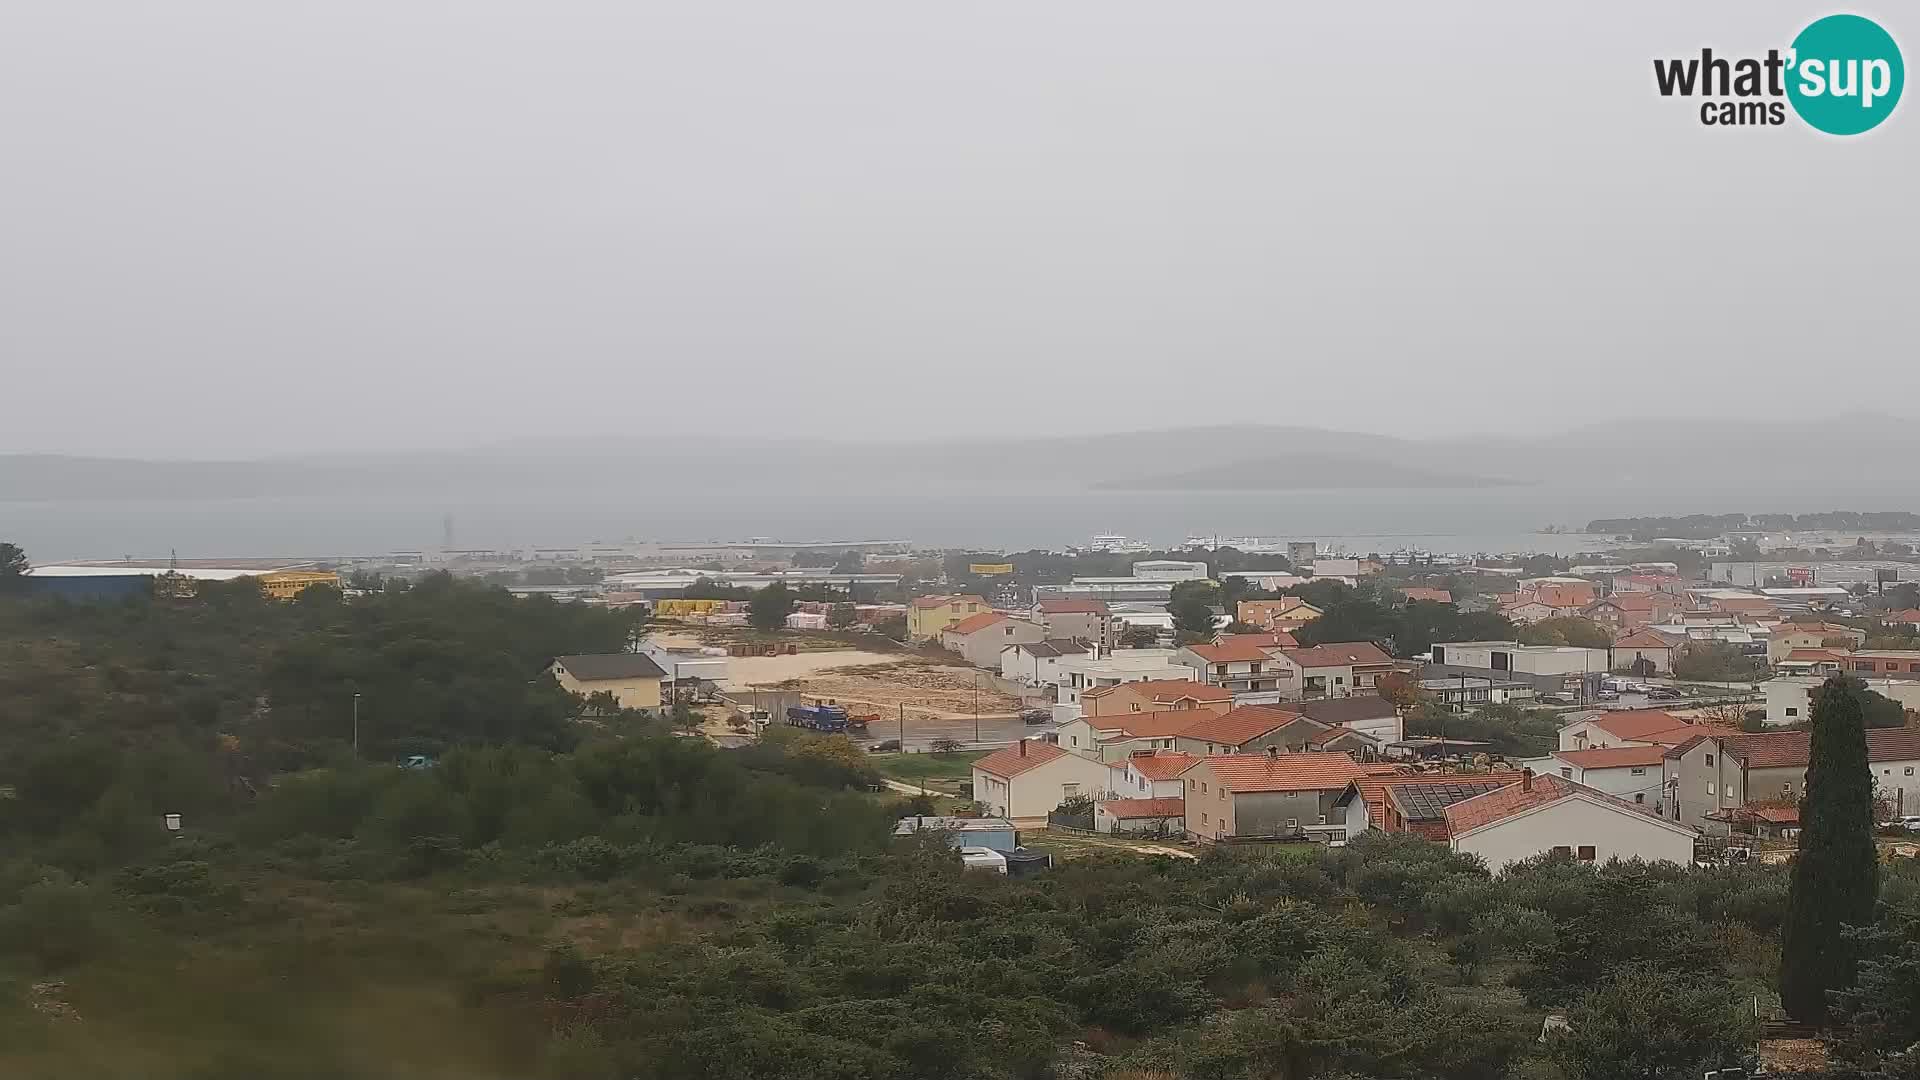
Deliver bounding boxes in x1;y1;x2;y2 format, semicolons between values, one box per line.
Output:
866;739;902;753
1898;815;1920;833
1019;708;1051;725
1538;693;1574;706
1596;689;1620;701
1646;687;1682;701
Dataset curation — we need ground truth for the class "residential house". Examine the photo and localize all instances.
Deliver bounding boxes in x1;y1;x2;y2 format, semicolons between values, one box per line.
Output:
1180;751;1368;842
1767;620;1868;664
1765;675;1920;725
1056;709;1218;760
1174;705;1314;756
1611;629;1680;675
1095;798;1187;835
1032;599;1114;650
1269;642;1396;700
1398;587;1454;605
1082;678;1233;718
970;740;1115;824
1557;709;1736;752
550;653;666;712
1443;773;1698;872
1220;630;1299;650
1175;638;1290;696
1053;650;1192;708
1430;641;1611;678
1582;591;1679;632
999;639;1088;686
907;594;990;642
1335;771;1525;839
1236;597;1324;633
1886;609;1920;626
1502;601;1561;625
1294;696;1405;743
942;613;1047;668
1528;726;1758;826
1724;727;1920;814
1846;649;1920;680
1776;648;1848;677
1685;588;1780;618
1105;749;1198;799
1500;580;1598;623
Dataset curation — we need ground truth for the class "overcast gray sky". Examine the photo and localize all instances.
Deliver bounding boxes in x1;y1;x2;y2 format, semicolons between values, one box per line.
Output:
2;2;1912;458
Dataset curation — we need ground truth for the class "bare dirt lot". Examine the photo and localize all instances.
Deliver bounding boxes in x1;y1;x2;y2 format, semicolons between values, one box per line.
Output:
765;661;1022;721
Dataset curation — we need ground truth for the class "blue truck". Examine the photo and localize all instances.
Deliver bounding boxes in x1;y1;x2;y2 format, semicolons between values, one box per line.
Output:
786;702;850;733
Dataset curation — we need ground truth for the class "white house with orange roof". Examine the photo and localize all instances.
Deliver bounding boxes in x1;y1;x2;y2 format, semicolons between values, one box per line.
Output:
1556;709;1737;752
1611;628;1680;675
1105;749;1199;799
941;612;1046;668
970;740;1115;824
1082;678;1232;718
1055;708;1218;761
1174;638;1292;696
1443;772;1698;872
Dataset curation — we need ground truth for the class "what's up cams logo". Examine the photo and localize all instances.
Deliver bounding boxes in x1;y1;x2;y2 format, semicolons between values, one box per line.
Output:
1655;13;1903;134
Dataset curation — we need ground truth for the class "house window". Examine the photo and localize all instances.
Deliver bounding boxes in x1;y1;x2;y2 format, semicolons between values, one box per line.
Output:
1201;811;1209;826
1783;782;1793;794
1577;845;1597;862
1635;793;1645;804
1552;845;1572;856
1908;767;1916;777
1201;782;1208;794
1335;676;1345;685
1317;815;1328;825
1063;784;1080;798
1786;707;1799;717
1218;788;1225;801
1706;782;1715;796
1559;767;1572;779
1287;818;1300;828
1630;767;1646;776
1130;703;1141;712
1705;754;1714;766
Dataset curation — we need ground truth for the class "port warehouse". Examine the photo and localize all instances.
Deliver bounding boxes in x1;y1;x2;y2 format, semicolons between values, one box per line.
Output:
21;564;339;601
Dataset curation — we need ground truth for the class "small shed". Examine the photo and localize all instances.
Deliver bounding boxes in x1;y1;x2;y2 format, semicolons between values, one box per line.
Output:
894;815;1018;852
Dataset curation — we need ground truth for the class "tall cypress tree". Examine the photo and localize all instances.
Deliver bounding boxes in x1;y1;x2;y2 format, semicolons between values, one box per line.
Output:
1780;675;1881;1024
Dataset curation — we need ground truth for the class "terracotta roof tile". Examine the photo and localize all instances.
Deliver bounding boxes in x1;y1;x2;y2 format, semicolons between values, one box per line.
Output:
1343;770;1524;834
1124;751;1199;780
1186;639;1282;663
973;740;1069;779
1612;629;1675;649
1442;773;1679;837
1100;797;1186;819
1109;679;1233;703
1554;744;1670;769
944;612;1009;636
1190;752;1364;793
1091;708;1219;739
1724;727;1920;769
1399;587;1454;604
1177;705;1306;747
1221;631;1299;649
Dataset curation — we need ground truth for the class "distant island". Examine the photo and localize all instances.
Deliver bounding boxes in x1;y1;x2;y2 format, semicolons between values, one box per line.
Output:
1096;454;1511;492
1587;511;1920;540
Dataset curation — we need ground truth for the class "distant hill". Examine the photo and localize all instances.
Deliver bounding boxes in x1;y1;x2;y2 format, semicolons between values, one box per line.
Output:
1094;453;1510;491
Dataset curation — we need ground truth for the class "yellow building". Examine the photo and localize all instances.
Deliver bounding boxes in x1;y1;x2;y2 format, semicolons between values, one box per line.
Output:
257;570;341;601
654;598;730;617
906;594;990;642
551;653;666;712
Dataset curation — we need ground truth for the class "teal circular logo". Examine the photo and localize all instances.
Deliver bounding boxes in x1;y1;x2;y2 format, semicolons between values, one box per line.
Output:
1787;14;1904;135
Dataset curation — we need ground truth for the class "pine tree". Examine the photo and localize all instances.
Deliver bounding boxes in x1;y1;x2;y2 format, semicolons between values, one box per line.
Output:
1780;675;1881;1024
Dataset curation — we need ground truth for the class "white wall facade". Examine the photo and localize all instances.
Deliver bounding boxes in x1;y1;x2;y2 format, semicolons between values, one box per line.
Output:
971;753;1116;820
1452;795;1696;873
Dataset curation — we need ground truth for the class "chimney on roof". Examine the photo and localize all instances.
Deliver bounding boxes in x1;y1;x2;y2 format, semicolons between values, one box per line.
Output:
1018;740;1027;757
1522;767;1534;792
1266;745;1279;760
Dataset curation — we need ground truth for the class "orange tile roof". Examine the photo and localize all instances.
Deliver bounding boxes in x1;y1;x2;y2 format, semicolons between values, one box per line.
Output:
1124;750;1199;780
1587;709;1689;741
1177;705;1306;747
943;611;1008;636
1191;752;1364;793
1099;797;1187;819
1554;744;1670;769
1886;610;1920;624
1090;708;1219;739
1612;629;1675;649
972;740;1074;779
1783;648;1847;663
1399;587;1454;604
1123;679;1233;703
1186;639;1281;663
1443;773;1677;837
1530;583;1597;609
1281;641;1394;669
1724;728;1920;770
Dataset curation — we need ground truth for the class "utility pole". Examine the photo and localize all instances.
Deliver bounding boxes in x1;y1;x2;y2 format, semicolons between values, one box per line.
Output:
352;693;361;757
900;701;906;750
973;673;981;744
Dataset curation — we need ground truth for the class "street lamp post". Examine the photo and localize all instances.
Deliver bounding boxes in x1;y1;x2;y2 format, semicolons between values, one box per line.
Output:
973;674;980;744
